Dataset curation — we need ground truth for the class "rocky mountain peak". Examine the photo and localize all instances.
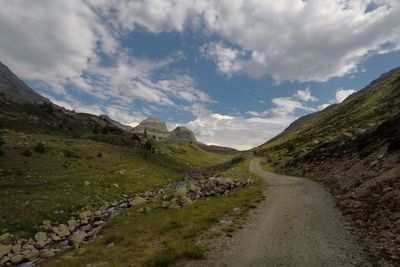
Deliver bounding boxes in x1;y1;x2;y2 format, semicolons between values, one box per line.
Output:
169;126;196;141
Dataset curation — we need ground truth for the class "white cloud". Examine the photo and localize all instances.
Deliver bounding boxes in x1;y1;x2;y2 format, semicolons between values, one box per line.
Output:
199;0;400;82
200;42;243;76
184;113;293;150
294;88;318;102
317;88;357;110
336;88;356;102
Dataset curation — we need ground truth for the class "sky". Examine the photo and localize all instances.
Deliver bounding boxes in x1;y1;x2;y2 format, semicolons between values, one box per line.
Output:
0;0;400;150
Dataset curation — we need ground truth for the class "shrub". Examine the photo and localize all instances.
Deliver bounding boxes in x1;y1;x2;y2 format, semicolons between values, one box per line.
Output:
34;142;46;153
0;149;4;157
97;152;102;158
63;150;80;158
22;149;32;157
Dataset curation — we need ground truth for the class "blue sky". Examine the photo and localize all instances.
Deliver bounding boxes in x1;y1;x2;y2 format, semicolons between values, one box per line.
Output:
1;0;399;149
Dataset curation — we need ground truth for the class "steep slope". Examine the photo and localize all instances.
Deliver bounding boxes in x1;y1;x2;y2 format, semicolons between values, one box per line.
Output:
255;66;400;266
167;126;197;142
0;61;50;104
132;117;169;139
0;61;234;239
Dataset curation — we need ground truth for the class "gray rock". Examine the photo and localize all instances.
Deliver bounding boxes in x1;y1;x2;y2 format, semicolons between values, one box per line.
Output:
35;231;49;248
10;254;24;264
130;196;146;206
70;231;87;249
0;244;11;258
0;233;10;242
41;249;55;258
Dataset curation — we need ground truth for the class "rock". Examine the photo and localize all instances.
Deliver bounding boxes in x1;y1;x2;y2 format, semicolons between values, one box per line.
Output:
84;181;90;186
10;254;24;264
12;243;21;254
130;196;146;206
0;255;9;265
41;249;55;258
106;242;115;248
161;201;170;208
42;220;52;230
70;231;87;249
53;224;70;238
112;183;119;188
86;226;102;238
51;234;61;242
116;169;126;175
79;210;92;224
0;233;10;242
67;219;78;232
0;244;11;258
34;231;49;248
233;208;241;213
176;185;188;196
24;248;39;261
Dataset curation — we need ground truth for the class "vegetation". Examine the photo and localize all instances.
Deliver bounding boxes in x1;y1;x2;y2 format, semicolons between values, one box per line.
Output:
0;130;231;237
43;157;264;267
255;67;400;169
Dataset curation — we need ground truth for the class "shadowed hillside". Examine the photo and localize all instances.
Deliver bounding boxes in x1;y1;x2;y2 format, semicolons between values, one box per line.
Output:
255;66;400;266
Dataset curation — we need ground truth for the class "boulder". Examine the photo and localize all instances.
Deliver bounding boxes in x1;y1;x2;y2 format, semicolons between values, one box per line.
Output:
41;249;55;258
70;231;87;249
34;232;49;248
79;210;92;224
41;220;52;230
0;244;11;258
0;233;10;242
53;224;70;238
12;243;21;254
10;254;24;264
130;196;146;206
67;219;78;232
23;247;39;261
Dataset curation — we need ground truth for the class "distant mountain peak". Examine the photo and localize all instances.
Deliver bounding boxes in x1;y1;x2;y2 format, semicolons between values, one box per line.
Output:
168;126;197;141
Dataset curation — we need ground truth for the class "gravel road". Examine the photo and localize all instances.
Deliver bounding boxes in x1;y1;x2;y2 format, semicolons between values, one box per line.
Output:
185;158;370;267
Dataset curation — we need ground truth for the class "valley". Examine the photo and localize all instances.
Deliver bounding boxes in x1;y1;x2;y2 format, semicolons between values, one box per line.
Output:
0;60;399;267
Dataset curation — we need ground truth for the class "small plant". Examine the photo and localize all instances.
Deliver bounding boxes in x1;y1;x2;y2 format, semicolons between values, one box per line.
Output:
22;149;32;157
63;150;80;158
0;149;4;157
97;152;102;158
34;142;46;153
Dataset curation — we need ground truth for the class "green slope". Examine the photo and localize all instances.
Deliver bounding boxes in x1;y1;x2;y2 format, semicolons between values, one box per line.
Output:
255;66;400;167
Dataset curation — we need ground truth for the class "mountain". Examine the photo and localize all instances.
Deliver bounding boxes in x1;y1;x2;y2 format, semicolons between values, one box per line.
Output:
255;66;400;266
0;61;50;104
132;117;169;138
168;126;197;142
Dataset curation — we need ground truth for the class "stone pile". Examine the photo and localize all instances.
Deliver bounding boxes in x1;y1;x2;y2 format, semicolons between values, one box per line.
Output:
0;199;132;266
0;169;252;266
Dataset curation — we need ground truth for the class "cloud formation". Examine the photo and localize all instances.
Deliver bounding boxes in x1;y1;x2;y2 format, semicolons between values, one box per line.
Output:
0;0;397;149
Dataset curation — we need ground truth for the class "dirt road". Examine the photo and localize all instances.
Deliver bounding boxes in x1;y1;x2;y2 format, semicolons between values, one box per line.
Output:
187;158;370;267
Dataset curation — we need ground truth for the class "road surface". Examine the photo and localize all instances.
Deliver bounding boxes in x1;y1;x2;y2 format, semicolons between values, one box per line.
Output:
186;158;370;267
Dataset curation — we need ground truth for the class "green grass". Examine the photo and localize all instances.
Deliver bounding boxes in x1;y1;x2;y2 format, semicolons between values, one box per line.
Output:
256;68;400;169
0;130;231;237
42;157;264;267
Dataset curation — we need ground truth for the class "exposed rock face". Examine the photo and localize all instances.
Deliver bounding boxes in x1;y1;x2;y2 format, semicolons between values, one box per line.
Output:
133;117;169;138
0;61;50;104
168;126;196;142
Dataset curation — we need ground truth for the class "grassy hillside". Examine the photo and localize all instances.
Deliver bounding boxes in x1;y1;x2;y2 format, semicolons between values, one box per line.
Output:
256;66;400;168
0;129;232;237
255;66;400;266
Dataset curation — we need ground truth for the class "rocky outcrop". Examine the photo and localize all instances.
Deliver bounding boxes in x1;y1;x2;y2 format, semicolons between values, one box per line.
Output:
132;117;169;138
168;126;196;142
